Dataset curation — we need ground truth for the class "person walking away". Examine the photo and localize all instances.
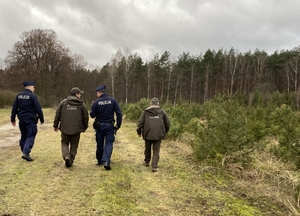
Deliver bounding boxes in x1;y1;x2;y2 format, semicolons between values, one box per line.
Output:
10;81;44;161
90;85;122;170
53;87;89;168
136;97;170;172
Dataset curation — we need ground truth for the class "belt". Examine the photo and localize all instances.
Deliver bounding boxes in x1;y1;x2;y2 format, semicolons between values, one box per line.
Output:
100;122;111;125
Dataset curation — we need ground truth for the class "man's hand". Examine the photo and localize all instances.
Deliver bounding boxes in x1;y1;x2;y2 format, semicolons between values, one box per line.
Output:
54;127;59;132
114;126;119;135
11;121;16;127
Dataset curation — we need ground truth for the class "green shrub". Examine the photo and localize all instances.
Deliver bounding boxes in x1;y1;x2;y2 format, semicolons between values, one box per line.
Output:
192;100;255;166
167;116;182;140
165;102;204;140
124;103;142;122
184;117;204;135
268;104;300;167
136;98;150;110
0;90;16;108
169;103;194;126
245;106;270;149
123;98;151;122
119;102;129;113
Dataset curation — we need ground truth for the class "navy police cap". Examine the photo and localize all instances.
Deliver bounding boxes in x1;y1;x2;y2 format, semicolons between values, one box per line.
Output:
96;85;106;92
23;81;35;87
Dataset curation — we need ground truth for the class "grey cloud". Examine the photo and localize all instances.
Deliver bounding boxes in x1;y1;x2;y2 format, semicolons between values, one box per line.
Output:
1;0;300;67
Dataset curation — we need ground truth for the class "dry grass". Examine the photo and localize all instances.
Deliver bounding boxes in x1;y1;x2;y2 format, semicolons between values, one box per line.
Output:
0;108;299;215
228;150;300;215
0;109;12;125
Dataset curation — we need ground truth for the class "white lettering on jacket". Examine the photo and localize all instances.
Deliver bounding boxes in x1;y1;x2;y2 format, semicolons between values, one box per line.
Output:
18;95;30;99
98;100;112;105
67;104;77;110
149;116;159;119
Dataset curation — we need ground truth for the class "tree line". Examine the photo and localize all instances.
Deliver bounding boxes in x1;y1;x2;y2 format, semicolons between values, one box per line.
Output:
1;28;300;107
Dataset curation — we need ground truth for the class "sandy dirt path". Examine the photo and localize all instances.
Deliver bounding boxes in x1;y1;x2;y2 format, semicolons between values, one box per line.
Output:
0;121;50;148
0;122;21;148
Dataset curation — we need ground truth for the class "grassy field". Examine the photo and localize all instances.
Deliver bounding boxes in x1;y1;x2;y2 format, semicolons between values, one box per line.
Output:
0;108;298;215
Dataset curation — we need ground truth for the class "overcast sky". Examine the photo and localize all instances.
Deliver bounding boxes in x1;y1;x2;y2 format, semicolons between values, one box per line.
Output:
1;0;300;69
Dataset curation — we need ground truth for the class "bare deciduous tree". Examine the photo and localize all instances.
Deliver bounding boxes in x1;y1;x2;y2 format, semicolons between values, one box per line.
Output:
109;49;122;98
5;29;71;99
119;47;137;104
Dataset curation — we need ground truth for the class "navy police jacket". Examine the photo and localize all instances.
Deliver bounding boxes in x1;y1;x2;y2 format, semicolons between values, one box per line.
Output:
11;89;44;123
90;94;122;128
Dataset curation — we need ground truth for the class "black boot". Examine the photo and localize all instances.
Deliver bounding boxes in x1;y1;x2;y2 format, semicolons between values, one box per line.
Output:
21;154;34;161
103;162;111;170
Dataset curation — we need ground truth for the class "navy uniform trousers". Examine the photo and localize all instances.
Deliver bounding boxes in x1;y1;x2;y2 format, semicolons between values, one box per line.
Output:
95;123;115;164
19;119;38;155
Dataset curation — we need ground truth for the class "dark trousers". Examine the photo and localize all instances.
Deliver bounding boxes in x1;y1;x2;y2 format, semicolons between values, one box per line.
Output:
61;133;81;162
144;139;161;169
19;120;37;155
95;123;115;164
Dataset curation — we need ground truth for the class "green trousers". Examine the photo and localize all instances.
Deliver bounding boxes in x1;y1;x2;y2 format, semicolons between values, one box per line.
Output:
144;139;161;169
61;133;81;163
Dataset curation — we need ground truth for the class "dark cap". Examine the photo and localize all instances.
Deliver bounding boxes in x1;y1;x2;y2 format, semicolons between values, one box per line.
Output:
70;87;84;95
23;81;35;87
96;85;106;92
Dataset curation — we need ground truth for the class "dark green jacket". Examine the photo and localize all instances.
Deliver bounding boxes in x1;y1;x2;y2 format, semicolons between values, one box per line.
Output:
137;105;170;140
53;96;89;135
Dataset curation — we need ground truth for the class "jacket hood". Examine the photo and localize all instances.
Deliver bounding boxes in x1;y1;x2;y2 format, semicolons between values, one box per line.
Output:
145;105;162;115
66;95;83;106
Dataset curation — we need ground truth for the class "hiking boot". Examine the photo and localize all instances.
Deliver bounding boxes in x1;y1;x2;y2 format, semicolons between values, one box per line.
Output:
21;154;34;161
65;156;72;168
143;161;149;167
152;168;159;172
103;162;111;170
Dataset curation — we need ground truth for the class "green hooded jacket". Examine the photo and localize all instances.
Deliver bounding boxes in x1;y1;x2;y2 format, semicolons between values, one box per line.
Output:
137;105;170;140
53;96;89;135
